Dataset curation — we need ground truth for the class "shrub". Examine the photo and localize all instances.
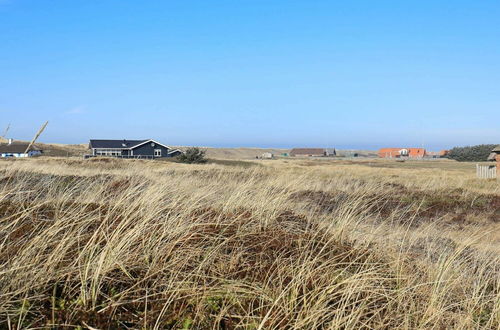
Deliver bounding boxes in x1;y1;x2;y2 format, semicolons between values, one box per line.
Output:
446;144;496;162
178;147;207;164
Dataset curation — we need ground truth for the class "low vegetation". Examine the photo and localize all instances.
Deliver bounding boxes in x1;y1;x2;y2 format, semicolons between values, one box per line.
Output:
178;147;207;164
0;157;498;328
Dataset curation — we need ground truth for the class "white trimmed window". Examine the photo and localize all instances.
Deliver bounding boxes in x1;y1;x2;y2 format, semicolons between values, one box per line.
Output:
95;149;122;156
154;149;162;157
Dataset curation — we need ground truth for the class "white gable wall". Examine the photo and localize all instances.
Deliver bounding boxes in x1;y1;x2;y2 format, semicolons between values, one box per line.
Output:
0;150;42;158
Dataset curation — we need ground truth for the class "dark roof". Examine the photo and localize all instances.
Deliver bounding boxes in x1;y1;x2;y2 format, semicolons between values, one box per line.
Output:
492;145;500;152
89;139;147;149
0;143;40;153
290;148;325;155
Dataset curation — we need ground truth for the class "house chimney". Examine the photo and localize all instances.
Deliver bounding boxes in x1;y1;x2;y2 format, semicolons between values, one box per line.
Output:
7;138;13;145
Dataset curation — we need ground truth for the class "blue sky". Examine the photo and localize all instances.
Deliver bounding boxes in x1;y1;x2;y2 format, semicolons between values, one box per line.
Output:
0;1;499;149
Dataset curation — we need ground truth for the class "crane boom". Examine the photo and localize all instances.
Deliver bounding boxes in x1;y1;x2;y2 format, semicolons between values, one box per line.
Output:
24;121;48;154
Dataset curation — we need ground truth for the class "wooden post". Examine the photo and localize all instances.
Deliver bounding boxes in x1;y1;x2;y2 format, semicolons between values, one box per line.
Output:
496;154;500;177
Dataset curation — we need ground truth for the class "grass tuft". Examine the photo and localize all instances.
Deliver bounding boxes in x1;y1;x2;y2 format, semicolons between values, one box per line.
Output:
0;157;498;328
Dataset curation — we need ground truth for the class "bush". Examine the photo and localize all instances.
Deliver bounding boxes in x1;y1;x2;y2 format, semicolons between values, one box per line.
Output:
178;147;207;164
446;144;496;162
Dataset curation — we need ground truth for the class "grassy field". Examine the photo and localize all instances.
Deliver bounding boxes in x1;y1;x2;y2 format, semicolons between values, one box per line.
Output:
0;157;499;329
18;141;377;159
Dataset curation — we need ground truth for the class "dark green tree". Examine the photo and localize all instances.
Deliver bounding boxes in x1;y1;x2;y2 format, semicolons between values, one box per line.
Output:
446;144;496;162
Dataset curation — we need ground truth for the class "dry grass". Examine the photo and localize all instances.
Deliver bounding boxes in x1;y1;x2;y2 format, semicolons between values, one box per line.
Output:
0;157;499;329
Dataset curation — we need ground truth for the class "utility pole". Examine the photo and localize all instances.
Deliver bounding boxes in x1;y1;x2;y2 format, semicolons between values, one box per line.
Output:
24;121;48;154
1;124;10;138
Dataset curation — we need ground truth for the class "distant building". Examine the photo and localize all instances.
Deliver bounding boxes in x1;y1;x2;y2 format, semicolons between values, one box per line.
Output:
379;148;404;158
324;148;337;156
0;140;42;158
88;139;182;159
290;148;336;157
439;150;449;157
261;152;274;159
426;150;449;158
378;148;426;159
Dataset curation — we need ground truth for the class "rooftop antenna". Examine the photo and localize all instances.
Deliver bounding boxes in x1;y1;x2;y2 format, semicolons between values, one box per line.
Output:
24;121;48;154
1;123;10;138
420;119;425;150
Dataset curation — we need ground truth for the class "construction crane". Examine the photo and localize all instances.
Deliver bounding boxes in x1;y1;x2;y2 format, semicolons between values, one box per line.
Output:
1;123;10;139
24;121;48;154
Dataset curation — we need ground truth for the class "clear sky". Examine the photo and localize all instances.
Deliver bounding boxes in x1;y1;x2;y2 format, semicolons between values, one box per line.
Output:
0;1;499;150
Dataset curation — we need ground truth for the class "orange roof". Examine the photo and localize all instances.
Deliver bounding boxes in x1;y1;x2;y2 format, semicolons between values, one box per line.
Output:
408;148;425;157
378;148;401;157
378;148;426;158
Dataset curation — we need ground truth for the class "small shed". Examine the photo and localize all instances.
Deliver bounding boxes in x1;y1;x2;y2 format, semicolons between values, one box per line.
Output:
487;145;500;161
325;148;336;157
261;152;274;159
486;145;500;177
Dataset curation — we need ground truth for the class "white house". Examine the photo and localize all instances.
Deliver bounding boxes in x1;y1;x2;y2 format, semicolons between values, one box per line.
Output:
0;140;42;158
